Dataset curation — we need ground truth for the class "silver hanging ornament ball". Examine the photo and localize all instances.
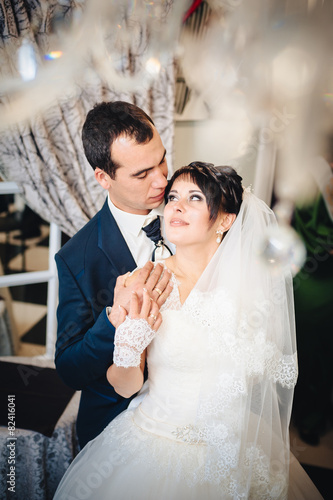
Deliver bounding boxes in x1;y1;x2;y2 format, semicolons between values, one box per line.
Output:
259;223;306;276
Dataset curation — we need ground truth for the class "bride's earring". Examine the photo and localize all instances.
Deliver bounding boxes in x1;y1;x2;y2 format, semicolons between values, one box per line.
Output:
216;230;223;244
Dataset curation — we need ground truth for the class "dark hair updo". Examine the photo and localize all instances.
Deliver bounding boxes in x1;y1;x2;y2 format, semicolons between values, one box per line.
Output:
165;161;243;223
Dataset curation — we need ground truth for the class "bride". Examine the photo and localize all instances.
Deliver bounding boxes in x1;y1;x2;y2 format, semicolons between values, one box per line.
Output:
54;162;322;499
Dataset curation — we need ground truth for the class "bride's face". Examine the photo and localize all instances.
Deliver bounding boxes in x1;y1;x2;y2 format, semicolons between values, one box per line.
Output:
164;177;223;247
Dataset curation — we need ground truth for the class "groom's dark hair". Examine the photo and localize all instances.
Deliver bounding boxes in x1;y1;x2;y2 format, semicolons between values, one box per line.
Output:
82;101;155;179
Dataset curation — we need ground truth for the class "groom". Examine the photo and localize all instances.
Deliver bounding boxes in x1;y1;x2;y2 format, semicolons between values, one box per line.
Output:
55;101;173;448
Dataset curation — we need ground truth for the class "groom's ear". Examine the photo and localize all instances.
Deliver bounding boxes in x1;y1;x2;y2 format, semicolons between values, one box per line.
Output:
219;212;236;232
95;167;112;190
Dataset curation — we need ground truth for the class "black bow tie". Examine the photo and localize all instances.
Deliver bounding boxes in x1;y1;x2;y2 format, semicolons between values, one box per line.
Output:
142;216;172;261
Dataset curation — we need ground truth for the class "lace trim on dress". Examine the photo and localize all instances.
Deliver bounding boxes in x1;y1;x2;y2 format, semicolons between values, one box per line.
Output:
160;271;181;312
102;410;288;499
182;288;297;389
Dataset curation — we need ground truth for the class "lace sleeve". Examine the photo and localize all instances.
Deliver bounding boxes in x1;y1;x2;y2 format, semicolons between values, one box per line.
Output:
113;316;156;368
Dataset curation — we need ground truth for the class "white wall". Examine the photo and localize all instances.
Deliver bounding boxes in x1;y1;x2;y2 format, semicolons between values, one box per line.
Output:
173;120;256;189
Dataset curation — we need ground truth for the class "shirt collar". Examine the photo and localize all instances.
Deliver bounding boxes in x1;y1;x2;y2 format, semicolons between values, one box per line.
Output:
107;195;165;237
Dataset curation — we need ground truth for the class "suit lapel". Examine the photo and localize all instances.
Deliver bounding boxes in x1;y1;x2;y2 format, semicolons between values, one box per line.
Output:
98;199;137;274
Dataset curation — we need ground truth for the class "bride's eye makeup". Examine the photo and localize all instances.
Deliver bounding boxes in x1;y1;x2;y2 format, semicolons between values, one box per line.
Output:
167;190;205;203
167;193;178;202
188;193;204;201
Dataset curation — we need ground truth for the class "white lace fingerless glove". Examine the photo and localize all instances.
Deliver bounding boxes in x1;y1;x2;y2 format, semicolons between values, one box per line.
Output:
113;316;156;368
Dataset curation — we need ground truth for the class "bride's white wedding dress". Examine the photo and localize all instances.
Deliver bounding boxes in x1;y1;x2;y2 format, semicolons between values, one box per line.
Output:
54;275;322;500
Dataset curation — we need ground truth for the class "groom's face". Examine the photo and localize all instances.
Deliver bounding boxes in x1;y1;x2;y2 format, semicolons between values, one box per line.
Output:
107;127;168;215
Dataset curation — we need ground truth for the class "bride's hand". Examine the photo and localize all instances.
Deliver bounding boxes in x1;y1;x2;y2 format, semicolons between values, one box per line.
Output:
113;289;162;368
109;261;172;327
129;288;162;331
114;288;162;331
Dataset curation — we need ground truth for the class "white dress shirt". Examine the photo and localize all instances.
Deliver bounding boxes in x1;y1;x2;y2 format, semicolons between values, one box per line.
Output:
107;195;175;267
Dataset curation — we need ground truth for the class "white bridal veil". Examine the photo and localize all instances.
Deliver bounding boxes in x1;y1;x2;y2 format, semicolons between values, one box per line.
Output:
182;189;298;498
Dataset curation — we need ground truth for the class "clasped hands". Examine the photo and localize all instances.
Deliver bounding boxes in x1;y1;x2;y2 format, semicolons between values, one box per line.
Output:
108;262;173;368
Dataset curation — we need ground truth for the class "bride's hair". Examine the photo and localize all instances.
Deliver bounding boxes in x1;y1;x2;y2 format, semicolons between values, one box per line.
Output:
166;161;243;222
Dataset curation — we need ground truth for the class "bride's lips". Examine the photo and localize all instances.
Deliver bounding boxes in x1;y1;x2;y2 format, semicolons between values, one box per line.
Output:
169;218;189;227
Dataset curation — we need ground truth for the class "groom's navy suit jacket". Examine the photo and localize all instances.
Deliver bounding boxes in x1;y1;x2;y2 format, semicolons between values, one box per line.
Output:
55;199;138;448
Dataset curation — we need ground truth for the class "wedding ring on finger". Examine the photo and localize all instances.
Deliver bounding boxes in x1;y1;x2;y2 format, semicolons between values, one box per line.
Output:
154;287;162;296
149;313;157;322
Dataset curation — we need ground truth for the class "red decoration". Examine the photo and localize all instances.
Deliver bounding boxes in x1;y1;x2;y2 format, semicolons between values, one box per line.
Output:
183;0;204;23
